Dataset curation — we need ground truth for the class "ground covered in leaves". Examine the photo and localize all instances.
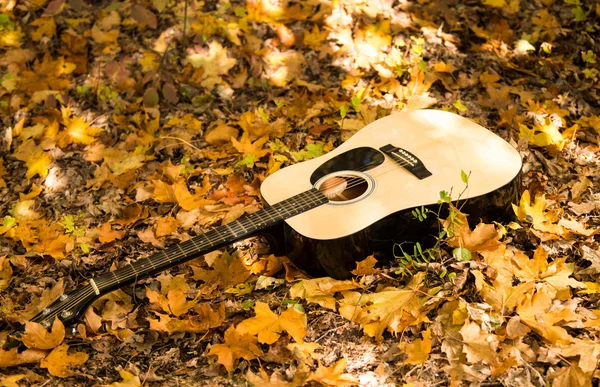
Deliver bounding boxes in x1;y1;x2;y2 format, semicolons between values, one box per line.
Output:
1;0;600;385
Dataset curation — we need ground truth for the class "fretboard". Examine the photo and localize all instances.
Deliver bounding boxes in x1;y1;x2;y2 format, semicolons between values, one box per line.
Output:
92;188;328;293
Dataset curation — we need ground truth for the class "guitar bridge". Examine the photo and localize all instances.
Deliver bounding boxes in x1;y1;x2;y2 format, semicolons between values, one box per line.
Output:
379;144;432;180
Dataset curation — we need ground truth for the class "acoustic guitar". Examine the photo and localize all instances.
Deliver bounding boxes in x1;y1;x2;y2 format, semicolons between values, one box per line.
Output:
6;109;522;337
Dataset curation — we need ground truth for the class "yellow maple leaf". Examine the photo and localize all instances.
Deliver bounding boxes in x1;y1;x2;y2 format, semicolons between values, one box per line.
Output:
208;326;263;372
19;317;65;350
146;288;197;317
231;132;270;158
398;328;432;365
0;157;6;188
173;178;214;211
148;303;224;334
306;358;359;386
192;252;251;289
338;272;434;339
103;370;142;387
459;321;499;364
518;119;567;151
556;338;600;374
25;149;51;180
472;270;534;314
186;41;236;89
0;256;13;292
351;255;381;276
0;347;47;368
443;210;502;253
512;190;564;235
0;374;26;386
290;277;359;310
40;343;88;378
30;17;56;42
236;302;307;344
58;106;102;147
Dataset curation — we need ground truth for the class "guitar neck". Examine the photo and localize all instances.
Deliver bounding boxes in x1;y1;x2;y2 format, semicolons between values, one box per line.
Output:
91;188;328;294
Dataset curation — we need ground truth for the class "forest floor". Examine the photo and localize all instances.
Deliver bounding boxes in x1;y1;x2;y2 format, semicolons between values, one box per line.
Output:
1;0;600;386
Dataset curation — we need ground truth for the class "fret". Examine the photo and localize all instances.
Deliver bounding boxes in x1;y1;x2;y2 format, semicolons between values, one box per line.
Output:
175;244;186;258
263;206;278;223
111;271;119;284
121;265;136;280
235;220;248;234
225;223;238;238
189;237;201;250
212;228;225;241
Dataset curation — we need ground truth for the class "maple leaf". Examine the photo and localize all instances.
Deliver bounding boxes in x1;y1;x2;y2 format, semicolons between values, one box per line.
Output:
512;190;564;235
148;303;225;334
96;222;125;243
146;288;197;317
518;119;567;151
231;132;270;158
516;290;575;344
40;343;88;378
306;358;359;386
19;317;65;349
290;277;359;310
0;158;6;188
236;302;307;344
398;328;432;365
103;370;142;387
0;256;13;292
0;347;47;368
351;255;381;276
443;210;502;253
192;252;251;289
25;149;52;180
549;365;591;387
205;121;239;145
338;273;435;340
0;374;25;386
472;270;533;314
186;41;236;89
459;321;499;364
173;178;214;211
57;106;102;147
556;338;600;374
208;326;264;372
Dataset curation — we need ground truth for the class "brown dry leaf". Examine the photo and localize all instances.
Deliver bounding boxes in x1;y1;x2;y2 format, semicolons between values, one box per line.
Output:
20;317;65;349
208;326;264;372
398;328;432;365
0;158;7;188
236;302;307;344
306;358;359;386
351;255;381;276
0;347;47;368
550;365;591;387
290;278;359;310
40;343;88;378
443;210;502;253
103;370;142;387
338;273;434;340
205;122;238;145
459;321;499;364
155;216;178;238
556;338;600;374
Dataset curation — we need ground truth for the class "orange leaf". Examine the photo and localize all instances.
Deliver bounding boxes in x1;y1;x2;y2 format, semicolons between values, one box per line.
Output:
236;302;307;344
208;326;263;372
351;255;381;276
40;343;88;378
306;358;358;386
0;347;47;368
19;317;65;350
97;222;125;243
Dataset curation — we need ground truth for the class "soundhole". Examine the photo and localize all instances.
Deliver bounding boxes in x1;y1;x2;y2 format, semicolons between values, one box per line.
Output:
315;171;374;204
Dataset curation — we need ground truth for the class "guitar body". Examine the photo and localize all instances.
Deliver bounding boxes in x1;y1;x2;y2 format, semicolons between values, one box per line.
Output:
260;110;522;278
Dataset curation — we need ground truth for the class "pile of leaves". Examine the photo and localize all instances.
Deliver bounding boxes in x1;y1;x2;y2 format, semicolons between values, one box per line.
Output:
1;0;600;385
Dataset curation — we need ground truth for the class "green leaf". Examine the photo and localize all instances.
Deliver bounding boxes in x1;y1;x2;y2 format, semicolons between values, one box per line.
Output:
452;247;472;262
418;60;427;72
572;6;586;21
258;107;269;122
292;143;325;161
234;6;247;17
350;96;361;109
0;15;10;24
461;170;469;184
439;190;451;203
242;300;255;309
340;105;347;119
3;216;16;227
453;99;468;112
582;50;597;64
80;243;90;253
237;154;257;168
61;216;76;233
104;2;124;12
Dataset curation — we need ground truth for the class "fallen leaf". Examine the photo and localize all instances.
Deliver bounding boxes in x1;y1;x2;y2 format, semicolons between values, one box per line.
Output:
351;255;381;276
398;328;432;364
0;347;47;368
207;326;263;372
306;358;359;386
236;302;307;344
103;370;142;386
290;277;359;310
460;321;499;364
443;210;502;253
19;317;65;349
0;374;26;387
40;343;88;377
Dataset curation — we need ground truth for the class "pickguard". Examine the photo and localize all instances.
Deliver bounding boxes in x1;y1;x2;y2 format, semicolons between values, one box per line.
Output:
309;147;385;185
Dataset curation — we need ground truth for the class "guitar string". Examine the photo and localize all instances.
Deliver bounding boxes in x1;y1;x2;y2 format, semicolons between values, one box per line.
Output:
39;155;417;322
